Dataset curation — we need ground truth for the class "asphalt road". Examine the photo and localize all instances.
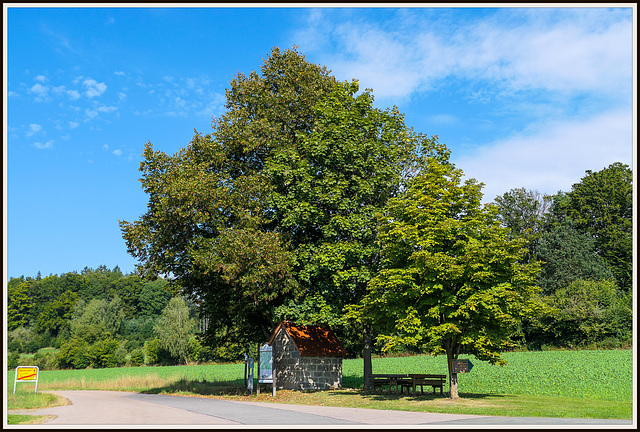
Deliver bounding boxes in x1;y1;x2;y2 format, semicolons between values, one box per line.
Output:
8;390;634;427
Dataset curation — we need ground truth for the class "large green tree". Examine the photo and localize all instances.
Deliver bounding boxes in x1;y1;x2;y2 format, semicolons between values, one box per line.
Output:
119;47;444;375
363;159;542;399
120;47;337;347
549;162;632;290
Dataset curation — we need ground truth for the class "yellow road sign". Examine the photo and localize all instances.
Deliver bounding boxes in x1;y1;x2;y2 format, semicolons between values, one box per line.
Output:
17;366;39;381
14;366;40;393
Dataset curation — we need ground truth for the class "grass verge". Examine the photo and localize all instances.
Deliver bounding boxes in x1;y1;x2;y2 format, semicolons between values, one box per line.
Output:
6;389;69;425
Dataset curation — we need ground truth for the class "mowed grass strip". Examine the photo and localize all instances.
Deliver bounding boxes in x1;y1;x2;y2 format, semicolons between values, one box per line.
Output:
219;388;631;420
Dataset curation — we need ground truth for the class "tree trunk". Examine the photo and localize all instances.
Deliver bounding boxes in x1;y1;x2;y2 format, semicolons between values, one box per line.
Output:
363;322;373;392
446;346;460;399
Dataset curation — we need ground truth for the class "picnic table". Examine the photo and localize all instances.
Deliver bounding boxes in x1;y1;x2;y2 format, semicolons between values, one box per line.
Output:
371;373;446;395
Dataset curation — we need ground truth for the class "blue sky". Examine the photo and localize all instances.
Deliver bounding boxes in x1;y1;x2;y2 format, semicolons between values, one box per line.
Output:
4;5;635;280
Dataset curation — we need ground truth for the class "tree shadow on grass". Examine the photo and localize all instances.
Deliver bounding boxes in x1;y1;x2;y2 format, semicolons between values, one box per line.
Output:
340;374;504;401
330;386;504;402
145;377;247;396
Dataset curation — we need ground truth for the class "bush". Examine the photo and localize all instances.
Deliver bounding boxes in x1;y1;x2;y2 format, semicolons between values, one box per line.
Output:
32;351;57;370
145;338;175;365
530;279;633;349
7;341;22;353
124;339;142;351
7;326;41;354
188;336;202;363
8;351;20;370
129;348;145;366
88;339;122;368
56;338;90;369
24;341;40;354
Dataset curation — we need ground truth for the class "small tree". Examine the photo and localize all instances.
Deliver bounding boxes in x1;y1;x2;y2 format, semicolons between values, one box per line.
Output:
364;159;542;399
154;297;196;364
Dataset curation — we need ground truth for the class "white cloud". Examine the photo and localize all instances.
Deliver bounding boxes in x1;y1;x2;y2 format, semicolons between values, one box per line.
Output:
67;89;81;100
29;83;50;101
34;75;48;83
85;108;99;120
452;109;633;201
114;71;125;76
297;9;632;100
97;105;117;113
51;85;67;96
26;123;42;137
33;140;54;149
68;121;79;129
113;149;123;156
83;78;107;98
103;144;109;150
117;91;127;102
85;105;117;120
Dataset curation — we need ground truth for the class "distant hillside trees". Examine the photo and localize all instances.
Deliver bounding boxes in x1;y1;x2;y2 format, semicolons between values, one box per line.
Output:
6;266;210;370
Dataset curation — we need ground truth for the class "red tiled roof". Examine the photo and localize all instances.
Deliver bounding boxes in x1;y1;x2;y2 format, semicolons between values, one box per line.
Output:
269;321;348;357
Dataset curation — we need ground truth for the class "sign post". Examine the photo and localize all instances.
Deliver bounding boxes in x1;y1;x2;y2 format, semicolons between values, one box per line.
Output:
451;359;474;373
14;366;39;393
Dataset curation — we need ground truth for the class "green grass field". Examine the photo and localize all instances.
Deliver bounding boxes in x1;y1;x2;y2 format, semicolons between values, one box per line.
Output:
7;349;633;422
345;349;633;402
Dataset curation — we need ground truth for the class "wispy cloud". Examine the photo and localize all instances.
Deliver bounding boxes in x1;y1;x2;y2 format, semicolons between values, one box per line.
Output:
26;123;42;137
33;140;54;149
294;7;633;200
29;83;50;102
67;89;81;100
83;78;107;98
40;23;74;54
296;8;632;102
453;109;633;201
85;105;117;120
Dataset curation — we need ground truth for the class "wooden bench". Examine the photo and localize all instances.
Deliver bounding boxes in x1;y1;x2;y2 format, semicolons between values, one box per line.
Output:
371;374;407;394
402;374;446;395
371;373;446;395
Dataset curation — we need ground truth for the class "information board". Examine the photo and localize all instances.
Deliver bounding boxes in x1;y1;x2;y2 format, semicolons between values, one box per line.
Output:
259;344;273;383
